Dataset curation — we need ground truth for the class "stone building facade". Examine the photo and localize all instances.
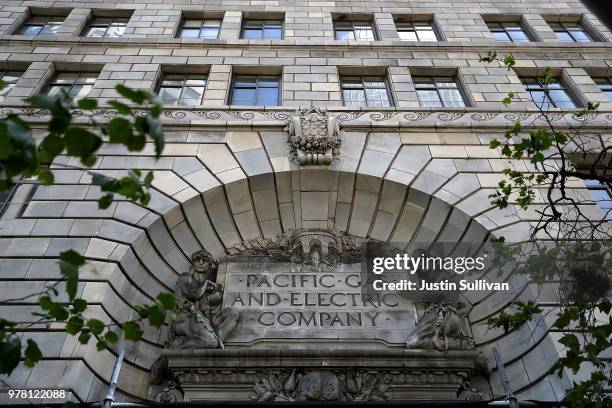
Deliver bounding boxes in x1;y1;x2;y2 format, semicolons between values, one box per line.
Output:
0;0;611;403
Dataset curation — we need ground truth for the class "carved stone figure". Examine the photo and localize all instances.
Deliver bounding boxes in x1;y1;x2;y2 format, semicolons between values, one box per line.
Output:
169;249;240;349
286;107;340;166
406;302;475;351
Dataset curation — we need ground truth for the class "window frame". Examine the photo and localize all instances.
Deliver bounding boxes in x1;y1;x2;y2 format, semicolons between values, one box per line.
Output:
339;75;394;108
229;75;281;106
395;21;439;41
521;77;578;109
0;70;23;100
486;21;533;43
178;18;222;39
593;77;612;101
157;72;208;106
240;19;284;40
45;71;98;101
334;19;378;41
549;21;594;42
84;16;130;38
17;15;64;36
413;76;469;108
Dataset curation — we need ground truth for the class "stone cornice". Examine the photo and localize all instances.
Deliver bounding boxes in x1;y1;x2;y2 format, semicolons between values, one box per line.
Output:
1;36;612;53
3;105;612;130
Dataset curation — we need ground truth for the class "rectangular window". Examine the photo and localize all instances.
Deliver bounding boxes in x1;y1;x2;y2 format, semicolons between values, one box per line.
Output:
522;77;577;109
395;22;438;41
413;77;467;108
486;22;532;42
549;22;593;42
584;179;612;220
179;19;221;39
85;16;129;38
340;76;393;107
230;75;280;106
158;73;207;105
17;16;64;36
593;77;612;101
334;20;376;41
46;72;98;101
241;20;283;40
0;70;23;100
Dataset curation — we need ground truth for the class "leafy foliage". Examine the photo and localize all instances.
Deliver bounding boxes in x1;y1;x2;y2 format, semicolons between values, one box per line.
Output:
487;300;542;333
0;84;176;379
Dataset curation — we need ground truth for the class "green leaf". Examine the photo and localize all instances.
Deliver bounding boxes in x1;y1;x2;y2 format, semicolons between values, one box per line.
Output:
108;100;131;115
96;340;107;351
98;193;114;210
38;170;54;185
104;331;119;344
121;321;144;341
106;117;133;145
87;318;105;336
23;339;43;368
503;55;516;67
115;85;148;105
64;127;103;164
156;292;175;310
0;333;21;374
77;98;98;110
66;316;84;335
144;171;154;187
39;134;65;161
59;250;86;301
78;332;91;345
72;298;88;313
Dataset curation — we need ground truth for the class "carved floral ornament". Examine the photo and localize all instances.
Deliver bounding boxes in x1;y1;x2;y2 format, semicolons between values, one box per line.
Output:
286;107;341;166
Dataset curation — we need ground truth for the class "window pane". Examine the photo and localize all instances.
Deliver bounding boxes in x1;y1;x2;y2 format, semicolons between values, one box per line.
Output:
354;27;374;41
201;26;219;38
159;87;180;104
365;88;391;107
87;27;107;37
343;89;366;107
508;30;530;42
39;23;60;35
603;91;612;101
570;29;593;42
181;86;205;104
555;31;574;42
242;28;262;39
106;25;125;37
417;90;442;107
180;28;201;38
231;88;256;105
182;19;203;28
20;25;43;35
440;88;465;107
69;84;92;100
492;31;511;42
416;27;437;41
398;30;417;41
335;30;353;40
263;27;282;39
256;87;279;105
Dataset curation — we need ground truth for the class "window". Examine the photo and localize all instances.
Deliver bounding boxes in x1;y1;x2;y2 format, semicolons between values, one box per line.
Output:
230;75;280;106
395;21;438;41
85;17;129;37
340;76;393;107
486;22;532;42
158;73;207;105
241;20;283;40
593;77;612;101
584;179;612;220
17;16;64;36
334;20;376;41
178;19;221;39
0;70;23;100
522;77;577;109
549;22;593;42
46;72;98;101
414;77;467;108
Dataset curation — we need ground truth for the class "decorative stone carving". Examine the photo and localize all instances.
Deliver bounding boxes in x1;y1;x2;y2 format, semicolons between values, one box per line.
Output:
229;228;362;268
286;107;340;166
457;381;486;401
250;369;391;401
406;302;475;351
169;249;240;349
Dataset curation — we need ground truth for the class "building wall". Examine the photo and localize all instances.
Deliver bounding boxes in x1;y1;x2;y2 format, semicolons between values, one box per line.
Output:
0;0;611;403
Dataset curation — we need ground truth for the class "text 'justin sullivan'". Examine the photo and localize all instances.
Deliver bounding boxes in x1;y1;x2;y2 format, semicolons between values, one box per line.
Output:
372;279;510;292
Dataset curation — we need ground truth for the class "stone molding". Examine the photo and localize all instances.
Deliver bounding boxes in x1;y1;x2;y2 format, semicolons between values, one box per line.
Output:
2;105;611;129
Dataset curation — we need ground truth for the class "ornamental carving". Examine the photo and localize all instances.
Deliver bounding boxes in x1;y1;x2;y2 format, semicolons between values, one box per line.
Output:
228;228;362;268
168;249;240;349
286;107;340;166
406;302;475;351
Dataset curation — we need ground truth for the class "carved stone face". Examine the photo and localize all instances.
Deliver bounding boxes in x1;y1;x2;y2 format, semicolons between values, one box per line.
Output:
191;249;217;280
